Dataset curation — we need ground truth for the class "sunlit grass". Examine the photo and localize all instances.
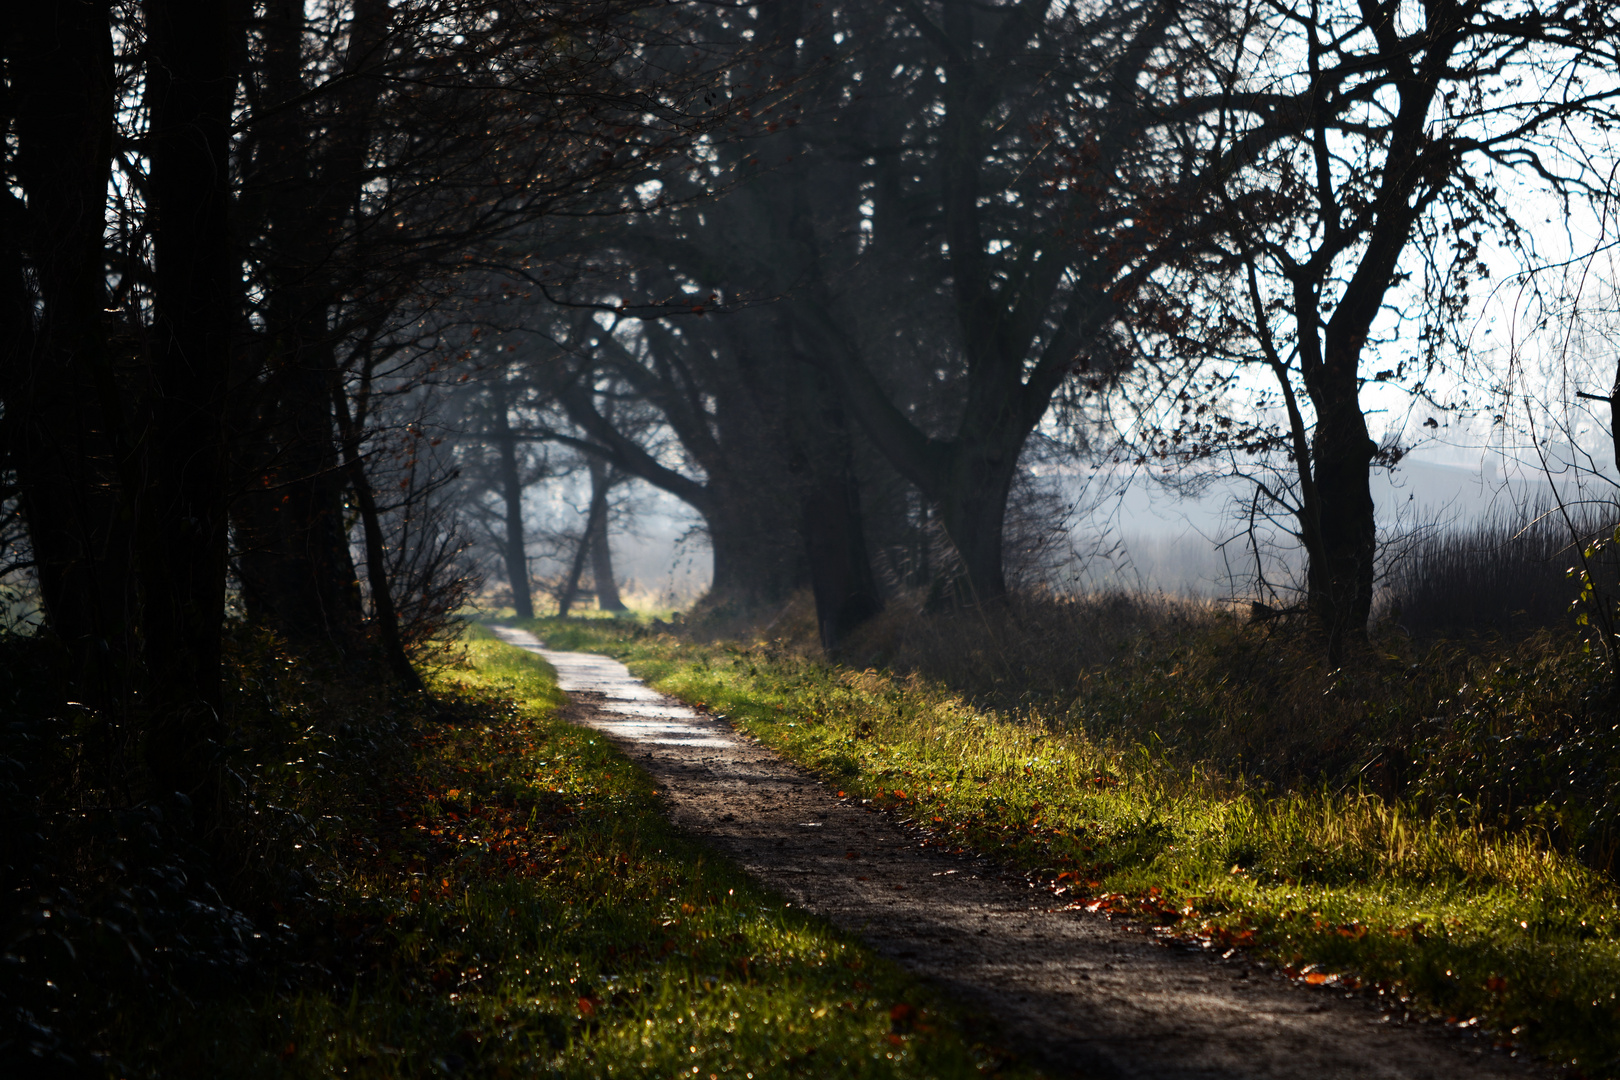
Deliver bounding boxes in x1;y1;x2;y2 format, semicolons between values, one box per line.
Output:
116;625;1023;1078
525;616;1620;1076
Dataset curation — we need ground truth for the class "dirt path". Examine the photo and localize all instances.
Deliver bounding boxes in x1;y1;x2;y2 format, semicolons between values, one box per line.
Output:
489;626;1548;1079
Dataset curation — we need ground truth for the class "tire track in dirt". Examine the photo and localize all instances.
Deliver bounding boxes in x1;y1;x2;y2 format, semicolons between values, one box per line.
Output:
489;625;1547;1080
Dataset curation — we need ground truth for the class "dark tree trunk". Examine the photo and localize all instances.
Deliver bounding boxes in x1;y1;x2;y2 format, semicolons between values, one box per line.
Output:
489;397;535;619
586;459;626;612
557;381;807;611
703;479;806;610
1301;348;1377;661
782;355;882;647
935;448;1019;606
139;0;242;808
1286;145;1430;659
822;329;1043;608
800;470;882;647
230;0;370;656
2;3;133;710
231;343;366;655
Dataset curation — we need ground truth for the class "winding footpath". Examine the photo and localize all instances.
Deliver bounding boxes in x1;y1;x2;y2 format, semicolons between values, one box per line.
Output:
489;625;1547;1080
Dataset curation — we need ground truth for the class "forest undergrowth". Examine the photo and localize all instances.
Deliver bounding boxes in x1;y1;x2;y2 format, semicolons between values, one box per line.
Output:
0;625;1016;1079
524;594;1620;1078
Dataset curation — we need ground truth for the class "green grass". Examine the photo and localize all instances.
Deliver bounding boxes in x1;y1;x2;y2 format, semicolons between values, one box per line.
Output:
521;616;1620;1077
112;625;1026;1078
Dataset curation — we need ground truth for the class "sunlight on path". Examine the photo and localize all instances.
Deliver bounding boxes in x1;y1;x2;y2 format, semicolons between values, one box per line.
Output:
488;625;733;748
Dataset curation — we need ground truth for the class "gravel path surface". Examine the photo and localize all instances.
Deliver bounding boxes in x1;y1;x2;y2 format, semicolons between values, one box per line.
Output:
490;625;1548;1079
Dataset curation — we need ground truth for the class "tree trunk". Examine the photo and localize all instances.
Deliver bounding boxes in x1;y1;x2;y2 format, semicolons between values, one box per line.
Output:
139;0;241;810
231;341;366;655
800;472;882;647
2;2;133;713
935;449;1019;606
489;397;535;618
586;459;626;612
781;355;882;647
1302;340;1378;661
556;503;601;618
557;381;807;610
703;482;806;610
230;0;369;657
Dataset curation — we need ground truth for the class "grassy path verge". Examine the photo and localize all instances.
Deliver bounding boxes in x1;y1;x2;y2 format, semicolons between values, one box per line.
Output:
523;616;1620;1078
119;627;1020;1078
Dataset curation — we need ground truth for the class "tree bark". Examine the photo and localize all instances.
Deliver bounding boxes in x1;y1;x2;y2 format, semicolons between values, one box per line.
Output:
779;344;882;647
139;0;242;808
1301;358;1377;661
232;339;366;653
230;0;378;655
2;2;133;710
586;459;626;612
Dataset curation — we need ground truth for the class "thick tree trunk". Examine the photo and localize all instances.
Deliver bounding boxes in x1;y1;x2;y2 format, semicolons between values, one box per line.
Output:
139;0;241;809
1302;342;1378;661
782;359;882;647
704;482;806;610
586;459;626;612
2;3;133;710
232;343;366;654
230;0;371;656
558;380;808;611
935;450;1018;606
489;401;535;618
800;472;882;647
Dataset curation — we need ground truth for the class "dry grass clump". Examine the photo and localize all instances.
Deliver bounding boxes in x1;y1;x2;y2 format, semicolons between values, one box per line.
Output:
1385;503;1620;640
